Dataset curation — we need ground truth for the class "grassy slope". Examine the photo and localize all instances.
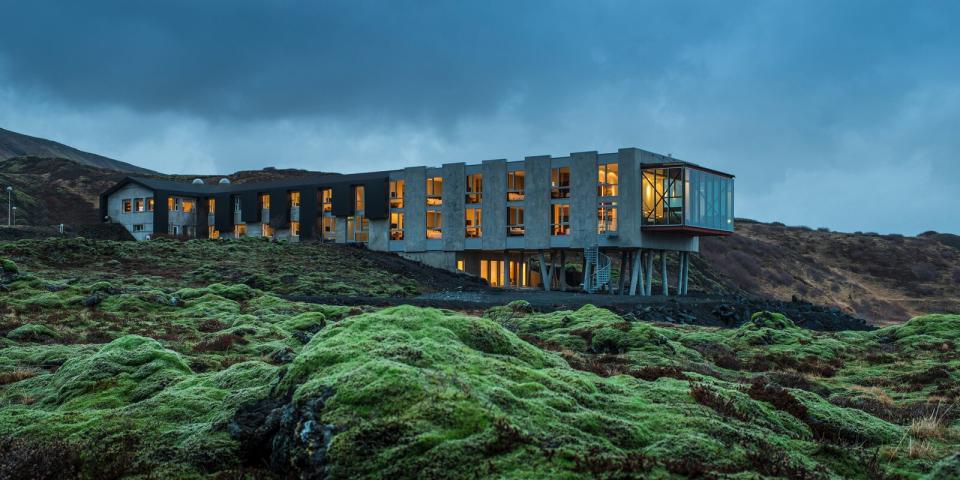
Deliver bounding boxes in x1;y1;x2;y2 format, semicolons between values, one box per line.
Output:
0;253;958;479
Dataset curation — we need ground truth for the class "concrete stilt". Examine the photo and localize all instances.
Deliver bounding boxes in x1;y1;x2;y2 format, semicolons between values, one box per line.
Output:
682;252;690;295
618;251;629;295
503;253;511;288
661;250;669;296
559;250;568;291
582;249;592;293
676;252;685;296
629;248;642;296
538;251;550;292
644;251;654;296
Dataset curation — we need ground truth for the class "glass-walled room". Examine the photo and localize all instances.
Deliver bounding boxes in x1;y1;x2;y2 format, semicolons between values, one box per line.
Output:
642;166;734;233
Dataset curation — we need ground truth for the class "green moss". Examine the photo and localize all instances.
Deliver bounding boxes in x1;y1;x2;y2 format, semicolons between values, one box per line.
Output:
6;323;60;342
1;257;18;273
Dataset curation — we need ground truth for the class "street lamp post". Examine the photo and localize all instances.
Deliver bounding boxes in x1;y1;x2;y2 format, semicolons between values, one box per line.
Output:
5;186;11;227
11;206;16;226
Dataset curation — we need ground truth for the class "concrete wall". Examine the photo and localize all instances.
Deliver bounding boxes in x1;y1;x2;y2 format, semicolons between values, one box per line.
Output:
524;155;551;250
400;251;458;271
402;166;426;252
481;159;506;250
601;148;642;248
441;162;465;251
107;184;155;240
368;218;389;251
570;151;598;247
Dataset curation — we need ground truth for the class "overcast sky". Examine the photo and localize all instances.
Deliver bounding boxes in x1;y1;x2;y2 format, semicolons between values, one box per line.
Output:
1;1;957;234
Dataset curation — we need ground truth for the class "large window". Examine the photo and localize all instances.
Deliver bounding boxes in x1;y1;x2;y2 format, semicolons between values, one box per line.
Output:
182;199;195;213
598;163;619;197
507;170;525;201
122;199;132;213
507;206;524;236
354;186;365;212
259;193;271;210
208;225;220;239
321;189;333;213
389;180;404;209
685;168;735;232
147;197;154;211
466;174;482;204
262;223;273;238
390;212;404;240
426;210;442;239
290;221;300;237
322;216;336;241
347;216;368;243
465;208;482;238
551;167;570;198
642;168;684;226
234;223;247;237
551;204;570;236
207;198;215;212
290;191;301;208
134;198;145;212
427;177;443;206
598;201;618;234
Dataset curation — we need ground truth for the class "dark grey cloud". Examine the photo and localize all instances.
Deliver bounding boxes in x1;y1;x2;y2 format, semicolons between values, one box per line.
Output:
0;0;958;234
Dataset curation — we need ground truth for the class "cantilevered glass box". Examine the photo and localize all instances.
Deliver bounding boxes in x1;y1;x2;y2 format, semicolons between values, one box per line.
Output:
642;165;734;235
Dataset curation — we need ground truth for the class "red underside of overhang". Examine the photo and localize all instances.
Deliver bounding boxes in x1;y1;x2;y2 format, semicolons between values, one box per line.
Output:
642;226;734;236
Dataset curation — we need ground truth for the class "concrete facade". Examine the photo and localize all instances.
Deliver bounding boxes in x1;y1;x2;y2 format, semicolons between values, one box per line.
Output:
101;146;733;294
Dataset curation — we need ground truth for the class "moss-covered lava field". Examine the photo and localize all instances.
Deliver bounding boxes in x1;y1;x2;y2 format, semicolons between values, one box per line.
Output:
0;239;958;479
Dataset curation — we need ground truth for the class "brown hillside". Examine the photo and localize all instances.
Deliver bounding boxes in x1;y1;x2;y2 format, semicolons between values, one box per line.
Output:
697;221;960;325
0;127;155;174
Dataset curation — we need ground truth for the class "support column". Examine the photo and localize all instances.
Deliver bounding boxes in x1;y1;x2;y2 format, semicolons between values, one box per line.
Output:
559;250;569;291
618;251;629;295
629;248;642;296
503;253;511;288
644;251;654;296
538;251;550;291
682;252;690;295
582;249;592;293
677;252;685;296
661;250;669;296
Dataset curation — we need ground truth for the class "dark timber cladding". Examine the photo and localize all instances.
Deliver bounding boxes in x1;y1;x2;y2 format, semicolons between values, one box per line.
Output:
100;170;392;237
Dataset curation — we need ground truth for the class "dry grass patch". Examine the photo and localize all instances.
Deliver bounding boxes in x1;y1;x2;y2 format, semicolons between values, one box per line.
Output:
850;385;894;407
0;368;39;385
908;402;956;439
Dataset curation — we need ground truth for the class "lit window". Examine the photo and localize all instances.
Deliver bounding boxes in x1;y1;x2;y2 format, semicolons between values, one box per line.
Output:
262;223;273;238
146;198;154;211
426;210;442;239
466;174;482;204
291;221;300;237
207;198;215;212
182;199;195;213
507;206;525;236
389;180;405;209
390;212;404;240
122;199;132;213
168;197;176;211
321;189;333;213
507;170;525;201
208;225;220;239
642;168;684;226
465;208;482;238
457;259;465;271
347;215;368;242
551;167;570;198
426;177;443;206
354;186;365;212
598;163;619;197
134;198;145;212
260;193;271;210
234;223;247;237
321;216;336;241
290;191;301;208
598;201;618;234
551;204;570;236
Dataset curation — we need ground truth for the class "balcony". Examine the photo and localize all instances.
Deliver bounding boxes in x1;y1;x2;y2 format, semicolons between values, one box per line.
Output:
642;166;734;235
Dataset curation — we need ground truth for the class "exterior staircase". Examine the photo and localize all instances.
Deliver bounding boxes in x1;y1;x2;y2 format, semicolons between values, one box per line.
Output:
584;236;612;293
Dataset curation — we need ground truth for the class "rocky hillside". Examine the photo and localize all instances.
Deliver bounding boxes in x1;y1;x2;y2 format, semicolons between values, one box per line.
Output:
0;127;154;174
698;221;960;325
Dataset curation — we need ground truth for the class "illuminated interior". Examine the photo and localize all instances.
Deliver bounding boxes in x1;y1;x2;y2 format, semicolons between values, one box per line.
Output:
389;180;404;208
507;206;524;236
479;259;503;287
290;191;300;207
642;167;734;232
598;163;619;197
426;177;443;206
321;216;336;241
597;201;618;234
426;210;442;239
182;199;195;213
354;186;364;212
261;223;273;238
234;223;247;237
466;174;482;204
390;212;404;240
321;189;333;213
207;198;215;212
507;170;525;201
551;204;570;235
551;167;570;198
290;221;300;237
259;194;270;210
465;208;482;237
208;225;219;239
